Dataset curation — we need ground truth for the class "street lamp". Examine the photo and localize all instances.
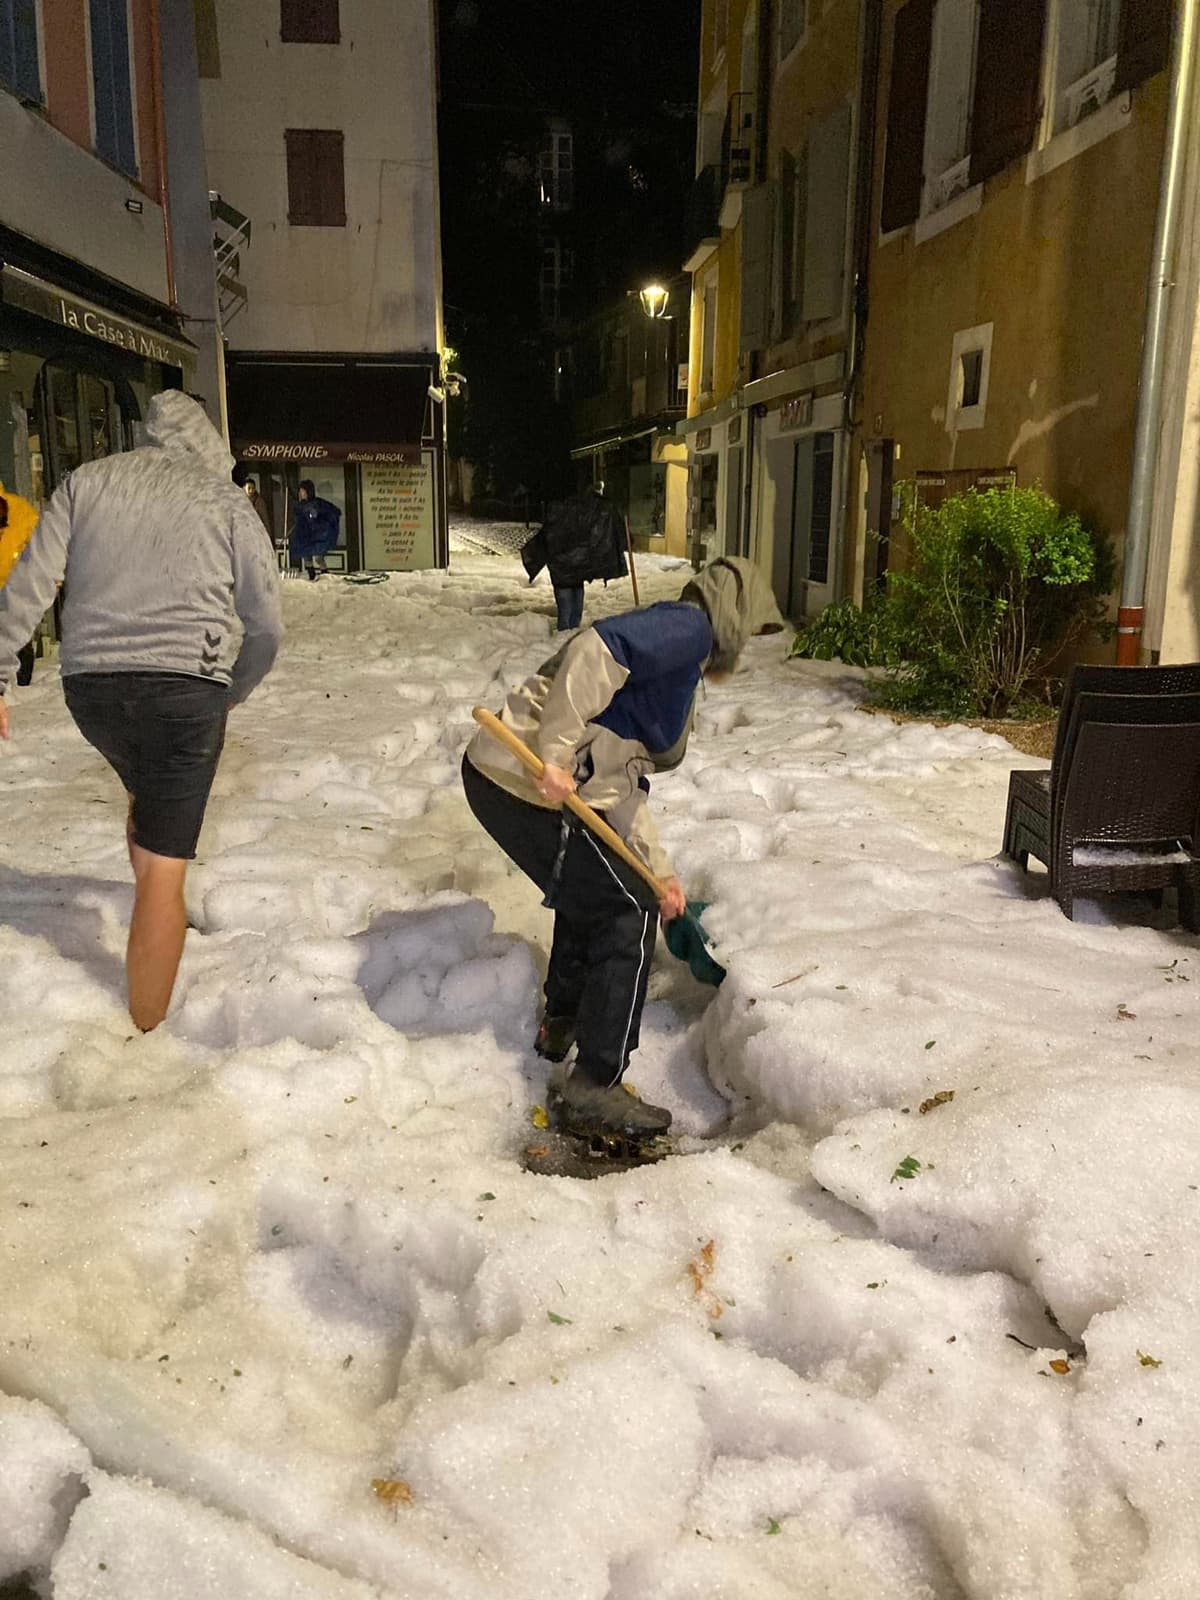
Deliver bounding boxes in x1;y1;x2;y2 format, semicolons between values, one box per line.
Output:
638;283;670;319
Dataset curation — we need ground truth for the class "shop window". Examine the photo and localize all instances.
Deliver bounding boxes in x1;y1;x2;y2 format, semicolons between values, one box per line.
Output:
0;0;41;102
281;0;339;43
806;432;835;585
90;0;138;177
286;128;346;226
81;374;120;460
45;365;83;480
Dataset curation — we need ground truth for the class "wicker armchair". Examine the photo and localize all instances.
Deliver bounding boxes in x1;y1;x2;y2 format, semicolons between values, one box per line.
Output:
1002;664;1200;928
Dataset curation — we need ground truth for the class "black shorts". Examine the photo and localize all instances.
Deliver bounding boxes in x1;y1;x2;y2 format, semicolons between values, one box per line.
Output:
64;672;230;860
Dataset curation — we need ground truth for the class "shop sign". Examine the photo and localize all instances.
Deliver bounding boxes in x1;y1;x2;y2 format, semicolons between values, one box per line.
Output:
778;393;814;432
1;266;191;370
694;427;712;452
361;453;437;570
236;441;421;464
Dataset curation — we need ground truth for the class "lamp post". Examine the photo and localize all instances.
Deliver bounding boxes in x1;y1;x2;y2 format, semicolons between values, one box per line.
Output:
638;283;670;319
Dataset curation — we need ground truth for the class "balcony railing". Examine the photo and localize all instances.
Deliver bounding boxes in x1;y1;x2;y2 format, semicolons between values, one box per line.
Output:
1062;54;1118;130
209;191;252;327
928;154;972;211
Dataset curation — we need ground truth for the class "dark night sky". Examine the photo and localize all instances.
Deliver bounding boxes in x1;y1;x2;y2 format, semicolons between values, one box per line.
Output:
439;0;701;119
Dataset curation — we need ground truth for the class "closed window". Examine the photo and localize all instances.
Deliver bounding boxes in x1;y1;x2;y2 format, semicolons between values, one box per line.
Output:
0;0;41;102
801;103;851;324
281;0;339;44
539;124;574;211
701;277;718;392
286;128;346;226
90;0;137;176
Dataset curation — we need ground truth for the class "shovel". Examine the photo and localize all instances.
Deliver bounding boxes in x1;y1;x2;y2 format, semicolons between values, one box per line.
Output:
471;707;725;986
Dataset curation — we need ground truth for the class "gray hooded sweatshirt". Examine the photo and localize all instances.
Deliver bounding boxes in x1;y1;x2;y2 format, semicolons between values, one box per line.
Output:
0;390;283;702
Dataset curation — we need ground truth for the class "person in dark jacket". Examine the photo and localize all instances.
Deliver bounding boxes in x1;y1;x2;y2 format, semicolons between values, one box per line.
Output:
464;557;785;1140
244;477;274;545
521;482;628;631
290;480;341;579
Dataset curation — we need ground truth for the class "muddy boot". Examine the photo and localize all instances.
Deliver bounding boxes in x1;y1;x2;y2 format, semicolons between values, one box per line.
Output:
554;1071;672;1140
535;1015;576;1063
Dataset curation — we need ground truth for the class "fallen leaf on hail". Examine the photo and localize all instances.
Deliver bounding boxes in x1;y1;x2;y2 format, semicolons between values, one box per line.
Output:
531;1105;549;1129
1117;1006;1137;1021
525;1144;550;1159
919;1090;955;1115
891;1155;922;1183
1048;1358;1071;1375
687;1240;724;1319
371;1479;413;1505
1138;1350;1162;1368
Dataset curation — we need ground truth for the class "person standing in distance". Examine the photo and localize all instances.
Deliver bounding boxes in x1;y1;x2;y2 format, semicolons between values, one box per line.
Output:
0;390;283;1031
289;479;341;580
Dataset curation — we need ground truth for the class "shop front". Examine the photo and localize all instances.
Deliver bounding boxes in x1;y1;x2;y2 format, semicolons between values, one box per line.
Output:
226;354;447;573
0;249;195;665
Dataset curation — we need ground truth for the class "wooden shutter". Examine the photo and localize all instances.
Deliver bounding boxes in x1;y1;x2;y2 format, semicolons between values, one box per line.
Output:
286;129;346;226
880;0;933;234
1115;0;1172;95
770;150;797;342
740;181;774;354
281;0;340;44
802;101;852;323
969;0;1047;187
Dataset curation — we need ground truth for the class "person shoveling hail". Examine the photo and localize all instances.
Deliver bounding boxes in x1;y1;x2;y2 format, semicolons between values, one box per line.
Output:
464;555;784;1147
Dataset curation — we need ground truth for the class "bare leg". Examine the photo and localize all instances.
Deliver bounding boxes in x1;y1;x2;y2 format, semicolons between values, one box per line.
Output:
127;840;189;1031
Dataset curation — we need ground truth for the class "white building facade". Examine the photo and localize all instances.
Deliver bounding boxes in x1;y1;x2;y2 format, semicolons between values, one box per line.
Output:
198;0;447;569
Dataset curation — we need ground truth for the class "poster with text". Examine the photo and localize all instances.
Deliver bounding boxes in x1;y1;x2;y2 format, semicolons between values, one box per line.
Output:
361;455;436;570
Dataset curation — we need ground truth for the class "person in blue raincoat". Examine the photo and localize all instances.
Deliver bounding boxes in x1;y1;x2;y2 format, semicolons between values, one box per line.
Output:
289;480;341;579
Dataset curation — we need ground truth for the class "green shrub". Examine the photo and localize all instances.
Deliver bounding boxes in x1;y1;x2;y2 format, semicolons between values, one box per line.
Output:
790;485;1111;719
882;483;1112;718
789;597;896;669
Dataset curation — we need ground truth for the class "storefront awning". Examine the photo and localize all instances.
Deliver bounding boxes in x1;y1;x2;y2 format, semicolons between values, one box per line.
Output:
227;359;432;461
569;423;660;460
0;264;194;370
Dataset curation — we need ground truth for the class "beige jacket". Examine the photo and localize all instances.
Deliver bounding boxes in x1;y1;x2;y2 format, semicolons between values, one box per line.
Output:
467;625;679;878
466;558;785;882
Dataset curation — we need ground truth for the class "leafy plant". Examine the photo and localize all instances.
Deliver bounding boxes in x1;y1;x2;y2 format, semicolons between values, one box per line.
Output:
879;484;1113;719
790;597;896;669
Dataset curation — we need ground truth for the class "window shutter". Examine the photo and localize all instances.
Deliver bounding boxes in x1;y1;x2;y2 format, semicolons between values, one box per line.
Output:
880;0;933;234
286;129;345;226
802;101;852;324
1115;0;1172;95
281;0;340;44
740;181;774;354
969;0;1047;187
770;151;797;342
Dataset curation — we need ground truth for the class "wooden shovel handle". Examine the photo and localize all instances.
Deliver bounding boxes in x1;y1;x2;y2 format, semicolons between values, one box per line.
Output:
471;706;667;898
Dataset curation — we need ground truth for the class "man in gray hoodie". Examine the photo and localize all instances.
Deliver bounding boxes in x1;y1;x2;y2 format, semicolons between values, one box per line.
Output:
0;390;283;1031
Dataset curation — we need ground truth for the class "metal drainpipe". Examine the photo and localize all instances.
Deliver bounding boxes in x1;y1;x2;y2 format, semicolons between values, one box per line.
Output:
1118;0;1199;663
147;0;179;314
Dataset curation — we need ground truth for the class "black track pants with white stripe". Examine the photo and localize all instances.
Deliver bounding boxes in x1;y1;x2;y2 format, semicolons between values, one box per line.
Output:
463;755;659;1088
